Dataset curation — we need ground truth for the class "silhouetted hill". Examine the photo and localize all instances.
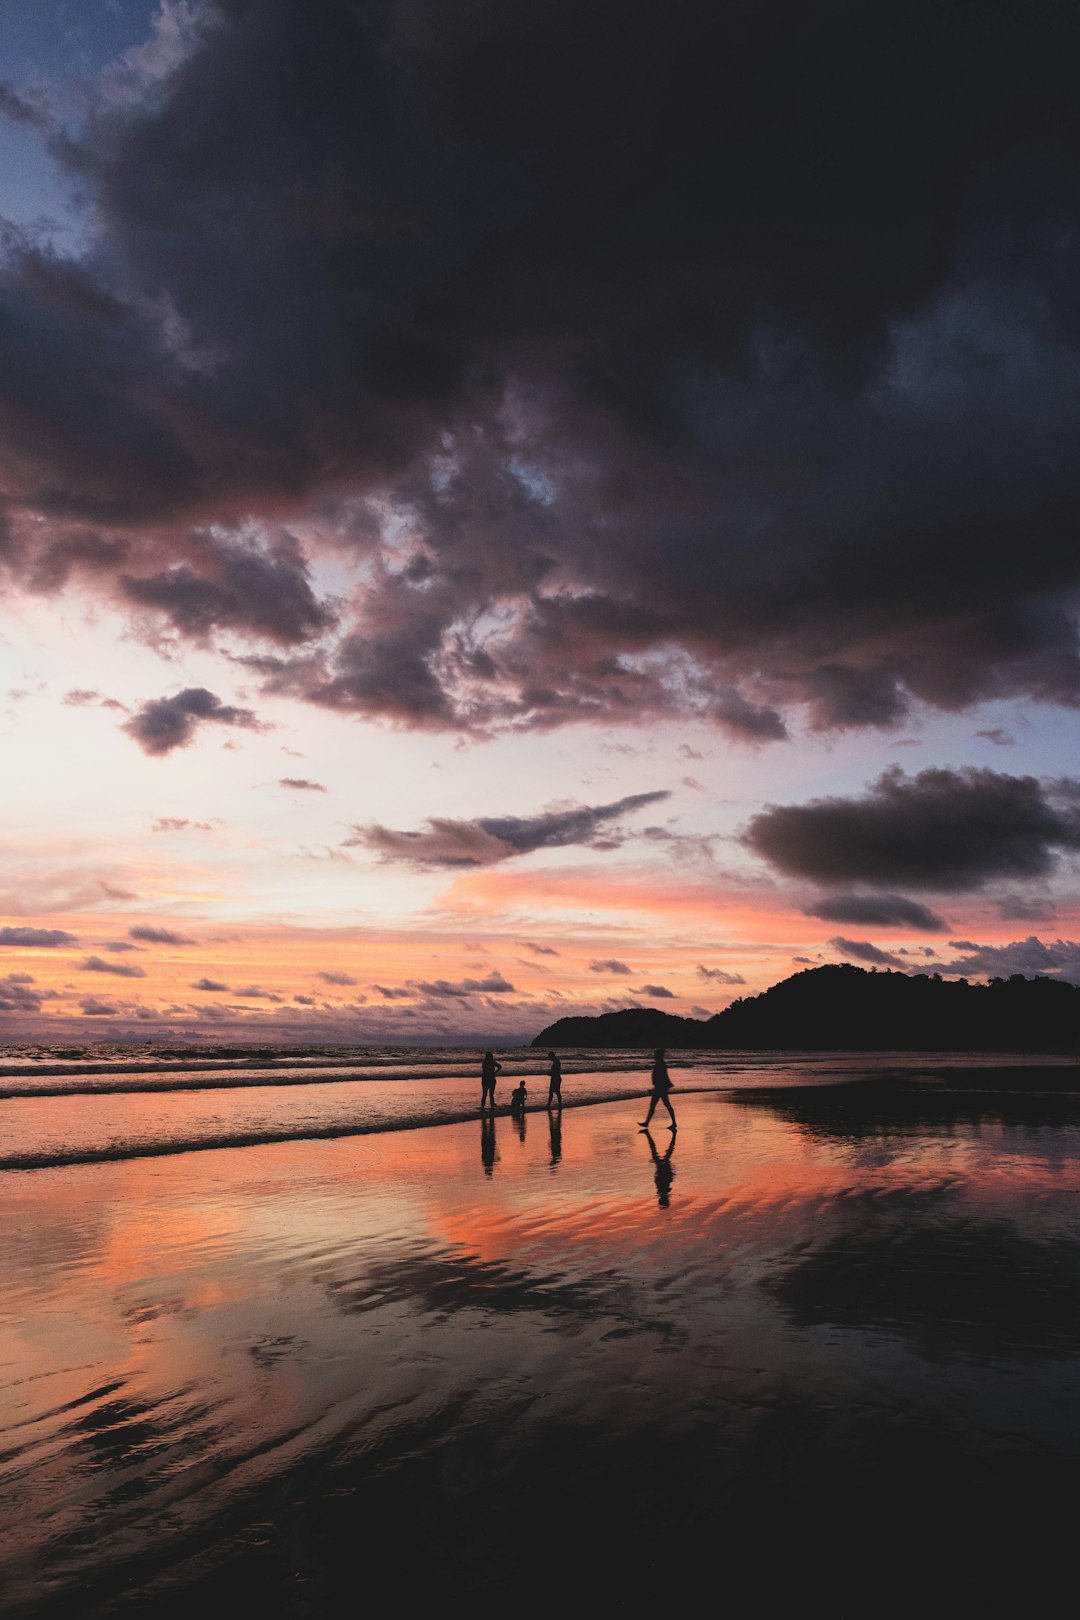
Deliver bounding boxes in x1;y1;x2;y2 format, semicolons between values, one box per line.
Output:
532;964;1080;1052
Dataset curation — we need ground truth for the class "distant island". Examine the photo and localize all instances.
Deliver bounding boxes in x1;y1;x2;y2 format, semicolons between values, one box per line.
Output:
531;964;1080;1052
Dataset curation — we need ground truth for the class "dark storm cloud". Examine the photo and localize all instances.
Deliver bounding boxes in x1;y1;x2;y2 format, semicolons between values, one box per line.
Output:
350;791;669;867
828;937;905;968
0;3;1078;737
743;768;1080;893
802;894;947;932
80;954;146;977
120;531;335;645
123;688;261;755
0;926;77;947
129;925;198;945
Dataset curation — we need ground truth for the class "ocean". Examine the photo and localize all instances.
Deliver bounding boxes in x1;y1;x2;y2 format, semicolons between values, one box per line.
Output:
0;1042;1067;1170
3;1046;1079;1615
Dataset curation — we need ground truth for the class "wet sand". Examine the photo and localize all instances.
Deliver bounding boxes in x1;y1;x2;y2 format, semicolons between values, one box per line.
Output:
3;1083;1080;1616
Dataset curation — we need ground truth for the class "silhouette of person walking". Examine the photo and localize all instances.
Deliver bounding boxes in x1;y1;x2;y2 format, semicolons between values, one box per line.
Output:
546;1050;563;1109
643;1128;676;1207
480;1049;502;1110
639;1047;677;1131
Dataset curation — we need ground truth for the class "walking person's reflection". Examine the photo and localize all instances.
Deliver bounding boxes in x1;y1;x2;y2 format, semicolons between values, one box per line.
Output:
643;1128;676;1207
481;1112;497;1175
548;1108;562;1167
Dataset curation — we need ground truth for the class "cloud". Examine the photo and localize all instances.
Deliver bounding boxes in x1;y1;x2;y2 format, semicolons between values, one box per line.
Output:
350;791;669;867
997;895;1056;922
80;998;118;1016
372;984;413;1000
101;940;140;952
0;926;77;947
123;689;262;755
0;4;1077;743
408;973;515;998
520;940;560;956
976;728;1015;747
233;985;284;1002
280;778;327;792
62;688;126;710
120;532;335;646
294;993;315;1005
129;925;198;945
923;936;1080;983
638;983;675;998
828;937;905;968
192;977;229;991
151;817;217;832
589;959;632;975
316;970;356;986
744;768;1080;893
802;893;947;932
696;965;746;985
80;954;147;977
0;972;56;1012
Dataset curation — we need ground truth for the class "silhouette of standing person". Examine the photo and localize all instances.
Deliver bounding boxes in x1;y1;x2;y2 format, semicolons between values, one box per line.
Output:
639;1047;677;1130
546;1050;563;1109
480;1049;502;1110
481;1112;497;1175
643;1128;676;1207
548;1108;562;1167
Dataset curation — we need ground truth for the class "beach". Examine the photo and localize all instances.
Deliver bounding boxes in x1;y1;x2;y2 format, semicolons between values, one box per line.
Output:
3;1057;1080;1615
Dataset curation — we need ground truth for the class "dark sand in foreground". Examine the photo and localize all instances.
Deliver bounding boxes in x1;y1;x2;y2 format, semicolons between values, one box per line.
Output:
3;1082;1080;1616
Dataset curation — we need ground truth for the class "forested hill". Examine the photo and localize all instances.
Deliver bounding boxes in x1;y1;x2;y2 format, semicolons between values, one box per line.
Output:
531;964;1080;1052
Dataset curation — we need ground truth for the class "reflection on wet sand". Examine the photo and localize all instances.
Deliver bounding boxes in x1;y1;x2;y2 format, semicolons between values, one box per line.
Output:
643;1127;676;1206
2;1086;1080;1615
480;1111;497;1175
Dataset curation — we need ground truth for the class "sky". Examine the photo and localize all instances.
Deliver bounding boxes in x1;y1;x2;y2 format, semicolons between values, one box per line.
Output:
2;0;1080;1044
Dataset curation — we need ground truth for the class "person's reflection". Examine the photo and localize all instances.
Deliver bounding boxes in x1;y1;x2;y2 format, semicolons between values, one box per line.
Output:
548;1108;562;1168
481;1112;498;1176
514;1106;527;1144
644;1128;676;1207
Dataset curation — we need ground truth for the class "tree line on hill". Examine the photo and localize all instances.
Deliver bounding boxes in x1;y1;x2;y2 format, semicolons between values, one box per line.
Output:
531;964;1080;1052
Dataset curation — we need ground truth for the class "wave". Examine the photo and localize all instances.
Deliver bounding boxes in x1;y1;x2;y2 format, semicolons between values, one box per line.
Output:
0;1088;659;1172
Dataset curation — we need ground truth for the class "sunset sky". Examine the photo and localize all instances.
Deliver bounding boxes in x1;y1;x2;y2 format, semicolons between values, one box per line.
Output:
2;0;1080;1043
